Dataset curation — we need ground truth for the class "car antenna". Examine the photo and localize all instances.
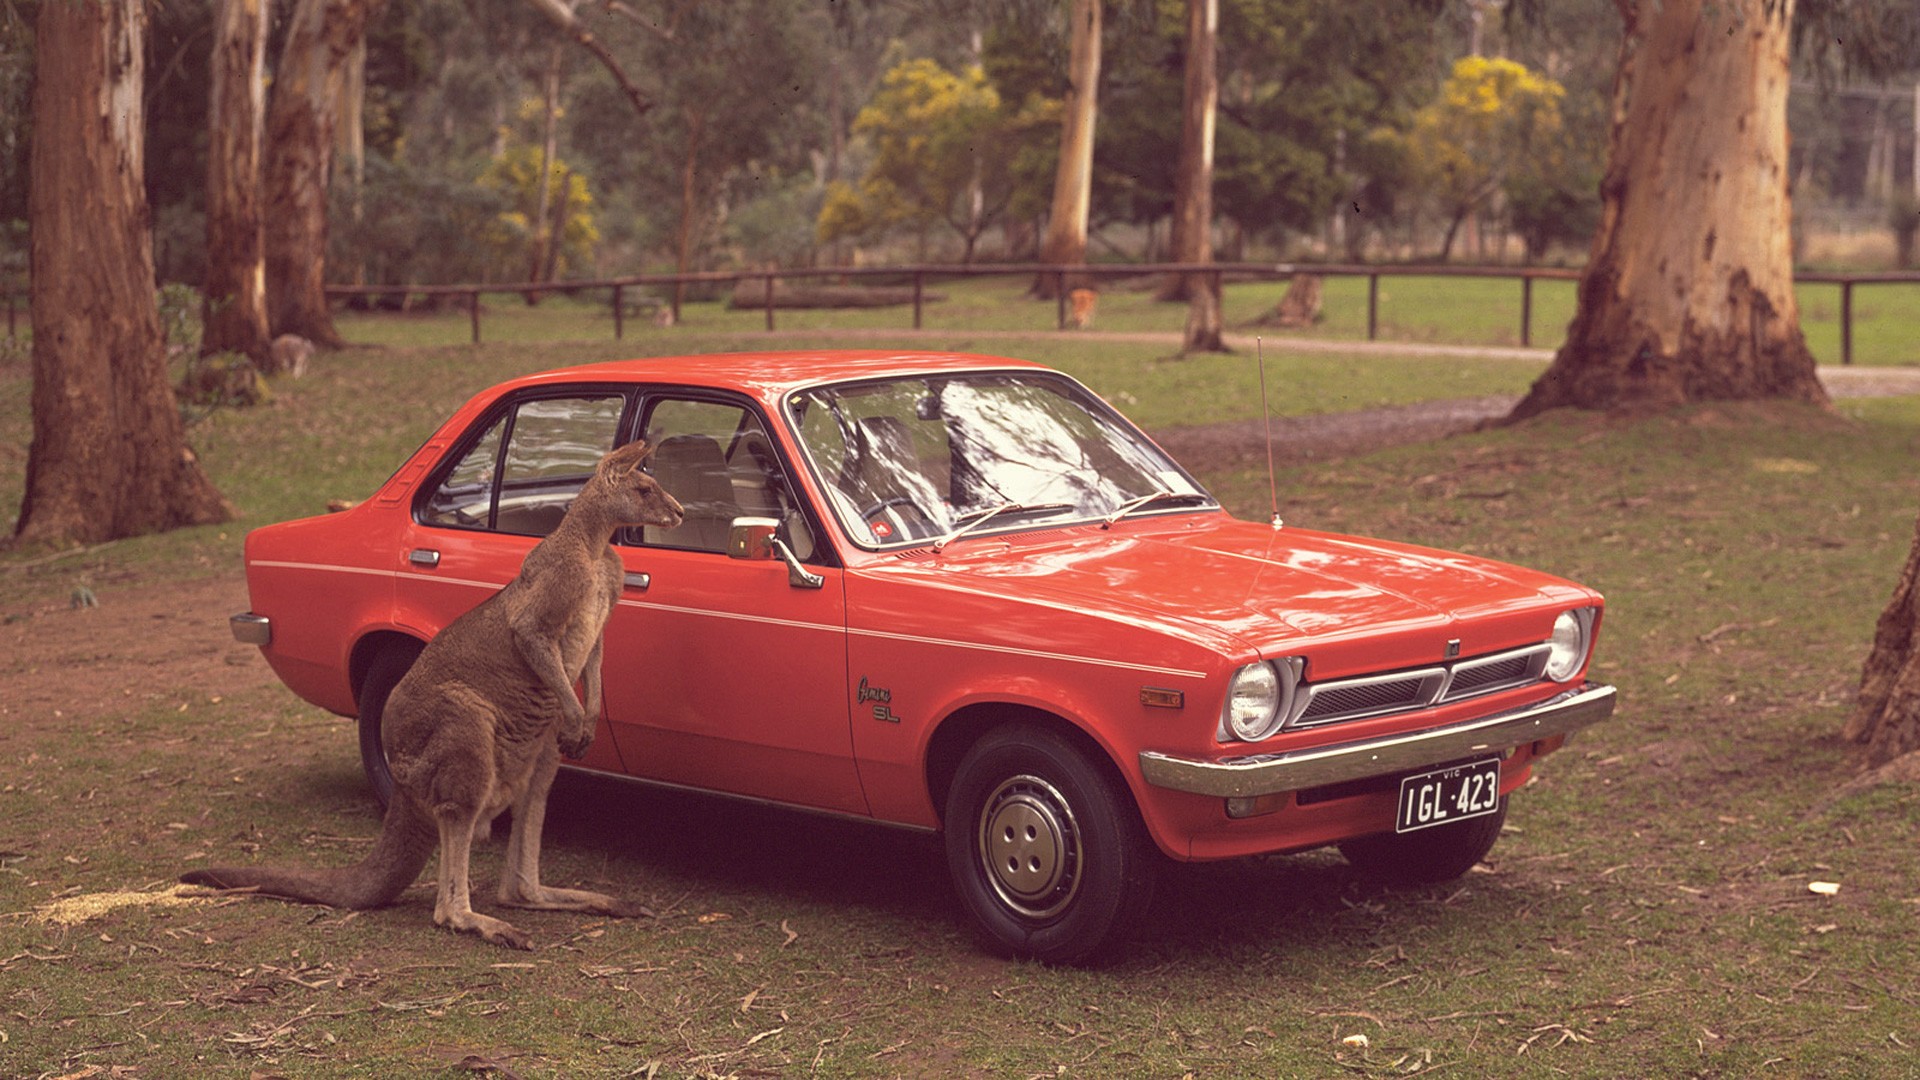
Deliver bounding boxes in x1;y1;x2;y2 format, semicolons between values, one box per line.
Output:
1256;337;1283;529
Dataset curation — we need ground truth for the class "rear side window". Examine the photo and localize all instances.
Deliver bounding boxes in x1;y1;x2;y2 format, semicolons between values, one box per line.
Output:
421;394;627;535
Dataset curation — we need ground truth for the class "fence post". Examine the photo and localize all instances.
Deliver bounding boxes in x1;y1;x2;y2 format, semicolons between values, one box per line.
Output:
1521;275;1534;347
764;274;776;332
1367;273;1380;341
913;273;924;330
612;284;625;340
1055;271;1068;329
1841;280;1854;365
469;290;482;344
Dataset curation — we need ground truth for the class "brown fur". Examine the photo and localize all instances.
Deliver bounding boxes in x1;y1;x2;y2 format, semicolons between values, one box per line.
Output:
183;440;684;949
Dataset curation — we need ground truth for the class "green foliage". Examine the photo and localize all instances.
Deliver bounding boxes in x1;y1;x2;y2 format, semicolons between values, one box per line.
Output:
329;155;508;287
155;282;203;355
476;134;600;279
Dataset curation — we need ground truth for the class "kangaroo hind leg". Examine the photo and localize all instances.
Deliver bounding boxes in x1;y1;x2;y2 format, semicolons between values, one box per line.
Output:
431;805;534;950
497;749;653;919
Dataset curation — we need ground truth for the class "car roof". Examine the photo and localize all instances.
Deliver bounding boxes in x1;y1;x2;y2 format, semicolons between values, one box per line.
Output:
521;350;1051;400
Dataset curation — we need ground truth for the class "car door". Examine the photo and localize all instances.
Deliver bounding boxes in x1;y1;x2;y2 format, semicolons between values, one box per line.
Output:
599;392;866;816
397;389;634;775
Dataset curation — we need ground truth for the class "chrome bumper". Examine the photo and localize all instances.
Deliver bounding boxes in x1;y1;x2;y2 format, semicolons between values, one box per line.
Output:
230;611;272;646
1139;682;1616;798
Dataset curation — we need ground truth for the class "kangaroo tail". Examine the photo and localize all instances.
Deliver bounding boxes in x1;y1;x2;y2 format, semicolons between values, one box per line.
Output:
181;795;436;910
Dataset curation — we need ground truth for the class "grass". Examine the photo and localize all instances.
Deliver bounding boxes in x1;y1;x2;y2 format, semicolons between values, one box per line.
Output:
3;323;1920;1076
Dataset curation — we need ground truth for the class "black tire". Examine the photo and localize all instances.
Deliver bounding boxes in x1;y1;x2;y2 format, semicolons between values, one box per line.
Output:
356;641;423;811
1339;798;1508;886
942;725;1157;965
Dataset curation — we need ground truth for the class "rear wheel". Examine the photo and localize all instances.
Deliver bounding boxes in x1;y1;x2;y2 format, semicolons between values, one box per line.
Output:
1339;798;1508;885
356;641;423;810
942;725;1156;965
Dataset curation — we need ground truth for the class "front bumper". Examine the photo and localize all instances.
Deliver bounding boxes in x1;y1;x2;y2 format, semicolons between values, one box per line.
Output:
1139;682;1615;798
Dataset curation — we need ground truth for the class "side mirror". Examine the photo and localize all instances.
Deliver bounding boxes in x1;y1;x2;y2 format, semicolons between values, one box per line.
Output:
728;517;825;590
728;517;780;561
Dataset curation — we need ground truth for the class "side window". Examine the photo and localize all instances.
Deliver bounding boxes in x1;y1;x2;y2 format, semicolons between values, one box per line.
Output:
420;394;626;535
639;398;812;557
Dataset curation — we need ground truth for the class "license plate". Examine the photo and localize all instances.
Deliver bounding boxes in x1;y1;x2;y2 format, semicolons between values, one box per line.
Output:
1395;758;1502;834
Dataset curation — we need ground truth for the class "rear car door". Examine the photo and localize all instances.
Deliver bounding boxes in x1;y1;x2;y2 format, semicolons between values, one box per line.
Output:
398;389;634;774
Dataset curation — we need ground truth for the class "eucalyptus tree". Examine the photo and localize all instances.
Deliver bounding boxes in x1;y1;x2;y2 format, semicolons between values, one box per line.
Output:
14;0;230;546
202;0;272;363
1507;0;1915;419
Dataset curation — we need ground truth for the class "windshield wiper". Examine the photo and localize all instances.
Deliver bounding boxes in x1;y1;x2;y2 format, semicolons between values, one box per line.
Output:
933;501;1073;552
1101;490;1213;528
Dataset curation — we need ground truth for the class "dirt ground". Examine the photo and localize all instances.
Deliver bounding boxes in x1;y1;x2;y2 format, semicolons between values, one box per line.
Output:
6;365;1917;738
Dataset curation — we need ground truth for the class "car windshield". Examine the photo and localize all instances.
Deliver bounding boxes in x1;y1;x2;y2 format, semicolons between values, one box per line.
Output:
787;371;1214;548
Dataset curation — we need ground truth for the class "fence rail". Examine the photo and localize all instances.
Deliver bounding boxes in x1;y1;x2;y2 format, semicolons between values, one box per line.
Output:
6;262;1917;364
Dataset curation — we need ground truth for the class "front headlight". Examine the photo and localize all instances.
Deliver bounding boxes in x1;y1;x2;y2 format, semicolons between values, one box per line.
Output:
1544;608;1594;682
1220;659;1300;742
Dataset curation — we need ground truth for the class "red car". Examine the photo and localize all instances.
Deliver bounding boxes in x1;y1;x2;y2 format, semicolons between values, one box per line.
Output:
229;350;1613;963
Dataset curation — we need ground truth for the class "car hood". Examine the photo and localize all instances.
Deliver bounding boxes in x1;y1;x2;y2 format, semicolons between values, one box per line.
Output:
873;513;1594;678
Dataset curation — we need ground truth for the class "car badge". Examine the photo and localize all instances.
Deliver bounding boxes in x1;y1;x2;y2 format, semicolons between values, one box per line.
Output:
1445;639;1462;660
868;517;894;540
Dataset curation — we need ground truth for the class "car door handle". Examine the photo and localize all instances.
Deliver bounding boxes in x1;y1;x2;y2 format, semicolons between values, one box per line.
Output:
623;572;651;591
408;549;441;568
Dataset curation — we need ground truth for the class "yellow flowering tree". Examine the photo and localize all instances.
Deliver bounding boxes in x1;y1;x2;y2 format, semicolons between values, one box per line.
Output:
821;58;1052;263
1401;56;1567;260
478;139;599;285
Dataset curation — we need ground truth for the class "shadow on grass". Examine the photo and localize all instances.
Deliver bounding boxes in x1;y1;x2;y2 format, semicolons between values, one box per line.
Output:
531;768;1557;966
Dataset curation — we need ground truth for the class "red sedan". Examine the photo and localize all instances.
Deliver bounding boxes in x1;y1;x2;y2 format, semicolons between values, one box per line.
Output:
229;350;1614;962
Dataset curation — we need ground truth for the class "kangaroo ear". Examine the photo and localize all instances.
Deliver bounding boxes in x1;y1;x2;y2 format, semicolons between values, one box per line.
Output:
598;440;654;479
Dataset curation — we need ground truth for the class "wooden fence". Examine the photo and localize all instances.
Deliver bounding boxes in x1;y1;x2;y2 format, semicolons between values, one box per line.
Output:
5;262;1917;364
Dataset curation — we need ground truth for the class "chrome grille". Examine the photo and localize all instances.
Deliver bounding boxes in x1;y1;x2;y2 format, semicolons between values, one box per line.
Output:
1285;644;1552;731
1442;644;1550;702
1292;668;1446;728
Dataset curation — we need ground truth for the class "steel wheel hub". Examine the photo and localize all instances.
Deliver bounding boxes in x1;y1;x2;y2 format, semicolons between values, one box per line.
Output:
978;774;1081;921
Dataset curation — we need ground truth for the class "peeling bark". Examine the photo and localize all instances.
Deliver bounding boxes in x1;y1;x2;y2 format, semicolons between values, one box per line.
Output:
17;0;232;546
1508;0;1827;420
202;0;272;363
1850;513;1920;767
1034;0;1100;299
262;0;369;348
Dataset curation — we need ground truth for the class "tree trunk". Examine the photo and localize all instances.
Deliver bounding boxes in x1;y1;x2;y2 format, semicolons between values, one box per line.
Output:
1507;0;1827;420
16;0;231;547
1034;0;1100;299
263;0;369;349
1158;0;1216;307
525;44;565;303
1172;0;1224;352
201;0;272;364
1849;512;1920;768
672;107;707;316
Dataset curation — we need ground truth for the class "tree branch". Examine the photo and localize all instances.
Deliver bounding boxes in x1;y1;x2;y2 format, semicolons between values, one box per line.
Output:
518;0;652;117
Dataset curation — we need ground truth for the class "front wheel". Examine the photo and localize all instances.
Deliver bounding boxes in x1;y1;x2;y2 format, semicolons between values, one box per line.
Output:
356;641;423;810
943;725;1157;965
1339;798;1508;886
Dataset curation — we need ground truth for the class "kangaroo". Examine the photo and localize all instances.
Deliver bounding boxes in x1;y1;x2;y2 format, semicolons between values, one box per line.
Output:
184;439;684;950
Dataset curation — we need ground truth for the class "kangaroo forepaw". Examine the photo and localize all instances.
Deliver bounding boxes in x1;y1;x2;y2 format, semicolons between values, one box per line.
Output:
558;731;593;760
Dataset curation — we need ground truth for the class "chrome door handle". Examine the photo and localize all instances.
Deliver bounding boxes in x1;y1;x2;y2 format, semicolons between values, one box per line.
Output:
623;572;651;591
408;549;441;568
